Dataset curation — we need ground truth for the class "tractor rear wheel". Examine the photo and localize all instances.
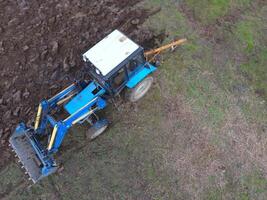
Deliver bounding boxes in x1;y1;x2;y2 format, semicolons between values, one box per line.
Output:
128;76;154;102
86;119;108;141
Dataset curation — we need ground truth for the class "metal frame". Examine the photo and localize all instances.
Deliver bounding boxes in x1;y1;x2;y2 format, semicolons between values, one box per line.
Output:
9;80;108;182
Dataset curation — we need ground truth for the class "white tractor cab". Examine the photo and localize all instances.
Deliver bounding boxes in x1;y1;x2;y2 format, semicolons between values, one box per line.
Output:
83;29;157;102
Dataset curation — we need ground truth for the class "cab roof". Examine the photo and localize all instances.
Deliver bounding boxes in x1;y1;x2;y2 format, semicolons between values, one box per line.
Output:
83;30;140;76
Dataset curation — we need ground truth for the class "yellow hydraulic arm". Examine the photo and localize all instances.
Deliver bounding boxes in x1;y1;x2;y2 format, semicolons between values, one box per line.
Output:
144;38;187;62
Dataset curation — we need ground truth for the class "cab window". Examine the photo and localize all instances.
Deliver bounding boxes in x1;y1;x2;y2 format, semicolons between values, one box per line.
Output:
127;54;145;73
110;68;126;89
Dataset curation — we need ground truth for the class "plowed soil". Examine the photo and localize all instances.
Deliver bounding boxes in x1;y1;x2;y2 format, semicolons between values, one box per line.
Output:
0;0;159;168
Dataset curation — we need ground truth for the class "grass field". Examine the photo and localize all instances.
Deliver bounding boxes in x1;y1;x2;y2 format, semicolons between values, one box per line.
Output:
2;0;267;199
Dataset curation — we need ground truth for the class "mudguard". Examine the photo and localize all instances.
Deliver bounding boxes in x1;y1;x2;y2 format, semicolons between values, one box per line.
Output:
126;63;157;88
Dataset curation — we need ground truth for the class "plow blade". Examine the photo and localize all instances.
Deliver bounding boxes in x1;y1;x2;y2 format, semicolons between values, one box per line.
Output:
9;123;57;183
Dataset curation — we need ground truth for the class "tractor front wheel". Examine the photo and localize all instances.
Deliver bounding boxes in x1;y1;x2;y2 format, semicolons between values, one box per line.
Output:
86;119;108;141
128;76;154;102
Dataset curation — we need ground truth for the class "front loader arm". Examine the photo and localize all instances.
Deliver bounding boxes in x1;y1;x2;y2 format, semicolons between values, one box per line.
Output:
34;83;79;134
47;96;106;153
9;81;106;182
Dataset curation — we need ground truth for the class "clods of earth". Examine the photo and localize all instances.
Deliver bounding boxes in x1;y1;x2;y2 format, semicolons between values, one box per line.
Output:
0;0;161;169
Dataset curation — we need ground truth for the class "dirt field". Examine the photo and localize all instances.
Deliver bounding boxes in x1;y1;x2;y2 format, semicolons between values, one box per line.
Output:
0;0;160;169
1;0;267;199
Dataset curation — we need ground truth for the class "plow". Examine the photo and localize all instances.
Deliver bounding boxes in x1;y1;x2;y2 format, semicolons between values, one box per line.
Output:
9;30;186;183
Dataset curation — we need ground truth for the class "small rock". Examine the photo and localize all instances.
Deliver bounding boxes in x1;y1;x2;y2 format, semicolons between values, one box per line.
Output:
49;84;59;90
40;50;48;60
13;107;21;116
56;14;62;20
23;45;29;51
63;57;70;72
12;75;18;83
0;98;3;105
4;127;10;132
92;7;101;15
58;165;64;173
48;56;53;63
23;89;30;98
29;54;39;63
8;18;19;26
131;19;140;25
69;59;76;68
51;41;59;55
4;81;11;90
40;45;48;52
69;51;76;68
48;17;56;24
13;90;21;102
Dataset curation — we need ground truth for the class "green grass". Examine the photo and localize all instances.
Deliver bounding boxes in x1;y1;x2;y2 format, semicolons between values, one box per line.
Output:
238;171;267;199
185;0;252;24
235;21;255;52
2;0;267;199
205;188;223;200
143;1;267;199
240;50;267;99
0;164;24;195
186;0;231;24
235;18;267;99
143;0;229;130
203;170;267;200
229;8;267;100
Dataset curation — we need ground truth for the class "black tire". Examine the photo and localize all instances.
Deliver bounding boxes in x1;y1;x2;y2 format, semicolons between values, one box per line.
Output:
86;119;108;141
127;76;154;102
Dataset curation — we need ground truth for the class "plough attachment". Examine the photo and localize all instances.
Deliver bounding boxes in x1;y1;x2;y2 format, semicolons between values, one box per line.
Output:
9;123;57;183
144;38;187;62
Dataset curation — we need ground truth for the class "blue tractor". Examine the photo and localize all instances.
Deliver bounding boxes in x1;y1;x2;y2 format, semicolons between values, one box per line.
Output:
9;30;186;183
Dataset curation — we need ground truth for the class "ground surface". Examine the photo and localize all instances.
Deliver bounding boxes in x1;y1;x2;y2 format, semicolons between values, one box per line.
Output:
0;0;267;199
0;0;157;169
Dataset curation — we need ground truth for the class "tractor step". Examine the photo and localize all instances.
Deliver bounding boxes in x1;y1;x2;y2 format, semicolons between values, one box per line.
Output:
9;123;57;183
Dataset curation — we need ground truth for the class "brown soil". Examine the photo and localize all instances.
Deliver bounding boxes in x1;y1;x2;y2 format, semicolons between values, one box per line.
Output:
0;0;159;169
